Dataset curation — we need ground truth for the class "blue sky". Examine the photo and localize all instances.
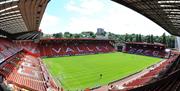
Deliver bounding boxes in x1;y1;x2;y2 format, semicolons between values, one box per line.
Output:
40;0;169;35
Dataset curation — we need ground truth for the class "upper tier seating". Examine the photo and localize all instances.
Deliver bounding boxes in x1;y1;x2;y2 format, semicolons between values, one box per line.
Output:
14;40;39;54
0;38;22;63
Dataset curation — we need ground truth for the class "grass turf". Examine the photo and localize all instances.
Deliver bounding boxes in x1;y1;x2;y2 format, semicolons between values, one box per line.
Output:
43;52;161;90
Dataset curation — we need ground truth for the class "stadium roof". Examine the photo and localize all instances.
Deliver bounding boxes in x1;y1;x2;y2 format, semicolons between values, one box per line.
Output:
39;38;114;43
113;0;180;36
0;0;49;39
125;42;165;47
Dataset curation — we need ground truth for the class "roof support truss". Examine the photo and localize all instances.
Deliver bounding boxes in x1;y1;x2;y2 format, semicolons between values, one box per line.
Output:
113;0;180;36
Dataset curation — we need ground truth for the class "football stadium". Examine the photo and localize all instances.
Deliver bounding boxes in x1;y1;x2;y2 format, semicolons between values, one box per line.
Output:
0;0;179;91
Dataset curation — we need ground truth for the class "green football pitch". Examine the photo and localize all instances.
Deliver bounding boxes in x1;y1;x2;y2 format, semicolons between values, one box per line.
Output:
43;52;161;90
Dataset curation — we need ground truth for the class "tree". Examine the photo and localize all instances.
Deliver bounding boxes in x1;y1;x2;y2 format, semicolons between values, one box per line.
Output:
150;34;154;43
74;34;80;38
53;32;63;38
43;34;53;38
69;34;73;38
146;35;151;43
46;32;176;48
58;32;63;38
139;34;142;42
64;32;71;38
162;33;166;44
108;32;117;40
125;33;128;42
91;34;96;38
129;36;133;42
89;32;96;38
131;34;136;42
136;34;139;42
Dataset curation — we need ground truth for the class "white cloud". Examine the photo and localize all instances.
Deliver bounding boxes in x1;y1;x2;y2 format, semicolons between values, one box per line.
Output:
40;0;169;36
100;3;169;35
64;1;169;35
40;13;62;34
65;0;104;15
64;17;102;33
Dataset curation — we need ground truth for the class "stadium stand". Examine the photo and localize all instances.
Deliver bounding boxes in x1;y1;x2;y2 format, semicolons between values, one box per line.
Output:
124;42;166;58
0;38;23;63
109;1;180;90
127;66;180;91
0;37;116;91
109;52;180;91
123;55;179;90
0;0;179;90
113;69;180;91
0;38;177;91
0;38;59;91
14;40;39;54
38;38;116;57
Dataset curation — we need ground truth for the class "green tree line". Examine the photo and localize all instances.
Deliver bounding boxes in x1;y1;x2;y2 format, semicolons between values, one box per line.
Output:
108;32;175;48
43;32;176;48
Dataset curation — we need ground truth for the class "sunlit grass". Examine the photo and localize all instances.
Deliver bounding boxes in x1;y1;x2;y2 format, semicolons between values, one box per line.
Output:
43;52;161;90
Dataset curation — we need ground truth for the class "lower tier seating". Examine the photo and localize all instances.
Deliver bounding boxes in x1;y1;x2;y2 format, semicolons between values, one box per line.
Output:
124;42;166;58
38;39;116;57
0;50;59;91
